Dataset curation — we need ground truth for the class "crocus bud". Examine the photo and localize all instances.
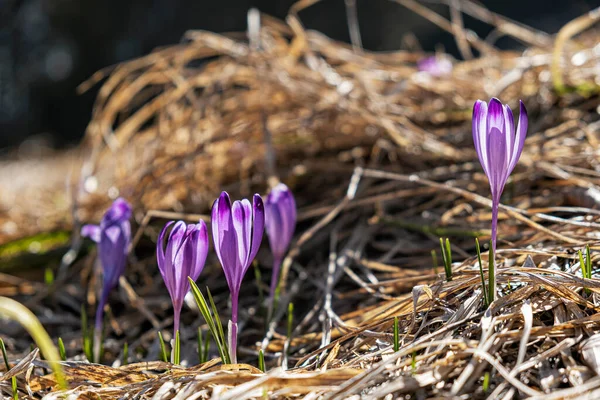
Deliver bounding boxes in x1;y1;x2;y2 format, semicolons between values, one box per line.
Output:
81;197;132;361
211;191;264;363
157;220;209;333
417;55;453;77
265;183;296;297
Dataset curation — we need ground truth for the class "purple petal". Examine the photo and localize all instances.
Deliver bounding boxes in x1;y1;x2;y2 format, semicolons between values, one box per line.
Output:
100;198;132;229
156;221;174;279
265;184;296;260
189;221;209;282
99;223;129;289
81;224;101;243
508;100;528;174
232;199;253;285
265;197;285;258
502;104;515;165
211;192;237;292
172;228;196;306
472;100;489;177
248;194;265;268
486;98;504;134
164;221;187;295
486;126;508;197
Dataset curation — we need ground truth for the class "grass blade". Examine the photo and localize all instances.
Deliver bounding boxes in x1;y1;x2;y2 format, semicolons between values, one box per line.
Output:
0;297;66;389
258;349;265;372
197;328;204;364
393;316;399;352
440;238;453;281
203;330;211;363
206;288;230;363
586;244;592;279
122;342;128;365
1;337;18;399
483;371;490;393
173;330;180;365
158;331;168;363
188;278;230;364
475;238;489;306
57;338;66;361
287;303;294;339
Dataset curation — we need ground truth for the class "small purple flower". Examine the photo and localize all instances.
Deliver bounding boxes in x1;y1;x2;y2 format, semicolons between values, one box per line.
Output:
211;191;264;363
157;220;209;333
265;183;296;297
473;98;528;297
81;197;132;359
417;55;453;77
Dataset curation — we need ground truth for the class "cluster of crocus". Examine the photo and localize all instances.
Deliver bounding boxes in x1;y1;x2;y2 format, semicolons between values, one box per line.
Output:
81;197;132;361
473;98;528;299
85;184;297;364
152;187;293;364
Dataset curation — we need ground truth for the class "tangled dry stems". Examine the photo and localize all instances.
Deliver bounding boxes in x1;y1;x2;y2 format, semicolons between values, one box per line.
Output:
2;0;600;398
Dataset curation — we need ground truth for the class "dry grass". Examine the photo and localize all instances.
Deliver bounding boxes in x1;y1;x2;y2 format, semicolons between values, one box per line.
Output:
2;0;600;398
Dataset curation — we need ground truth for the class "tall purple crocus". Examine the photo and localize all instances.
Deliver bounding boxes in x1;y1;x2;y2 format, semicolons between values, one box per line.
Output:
265;183;296;298
473;98;528;296
81;197;132;361
157;220;209;333
211;191;264;363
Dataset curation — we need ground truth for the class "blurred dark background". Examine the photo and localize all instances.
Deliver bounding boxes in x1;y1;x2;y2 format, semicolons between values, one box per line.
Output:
0;0;596;151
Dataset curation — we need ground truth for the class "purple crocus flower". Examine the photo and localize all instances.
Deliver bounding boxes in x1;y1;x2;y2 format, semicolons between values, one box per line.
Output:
157;220;209;333
417;55;453;77
211;191;264;363
473;98;528;297
265;183;296;298
81;197;132;360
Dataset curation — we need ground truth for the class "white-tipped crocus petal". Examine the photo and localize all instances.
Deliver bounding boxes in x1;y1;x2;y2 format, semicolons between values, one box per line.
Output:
472;100;489;176
508;100;528;174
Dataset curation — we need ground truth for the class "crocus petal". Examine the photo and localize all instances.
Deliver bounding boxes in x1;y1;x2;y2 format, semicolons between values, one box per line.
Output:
248;194;265;267
508;100;528;174
212;192;237;292
232;199;253;285
472;100;489;176
280;188;297;250
486;126;507;197
164;221;187;295
81;224;101;243
173;229;195;306
265;199;285;258
486;98;504;134
100;197;132;229
99;225;128;289
502;104;515;165
189;221;209;282
265;184;296;260
156;221;175;278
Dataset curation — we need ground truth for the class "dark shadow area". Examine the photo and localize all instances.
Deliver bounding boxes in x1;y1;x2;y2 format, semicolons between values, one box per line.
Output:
0;0;596;149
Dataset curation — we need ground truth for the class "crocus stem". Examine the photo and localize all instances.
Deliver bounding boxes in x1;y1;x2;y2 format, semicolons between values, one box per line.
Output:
269;258;282;302
490;197;499;301
173;306;181;336
93;289;108;363
229;292;239;364
267;258;282;322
